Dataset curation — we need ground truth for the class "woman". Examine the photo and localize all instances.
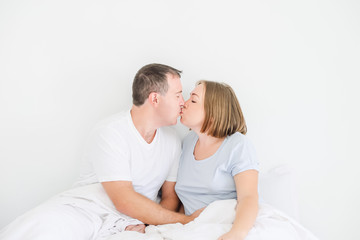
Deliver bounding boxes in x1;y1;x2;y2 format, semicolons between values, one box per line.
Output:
175;80;259;240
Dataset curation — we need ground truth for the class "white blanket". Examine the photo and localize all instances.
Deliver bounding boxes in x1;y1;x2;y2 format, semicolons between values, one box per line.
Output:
106;199;318;240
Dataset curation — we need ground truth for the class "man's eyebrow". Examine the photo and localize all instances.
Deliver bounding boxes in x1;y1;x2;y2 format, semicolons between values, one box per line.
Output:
176;90;182;94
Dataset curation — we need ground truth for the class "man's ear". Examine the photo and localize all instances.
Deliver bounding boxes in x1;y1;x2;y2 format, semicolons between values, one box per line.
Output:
148;92;159;106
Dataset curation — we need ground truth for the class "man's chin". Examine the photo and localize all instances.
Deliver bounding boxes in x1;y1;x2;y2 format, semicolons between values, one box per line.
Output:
179;117;187;126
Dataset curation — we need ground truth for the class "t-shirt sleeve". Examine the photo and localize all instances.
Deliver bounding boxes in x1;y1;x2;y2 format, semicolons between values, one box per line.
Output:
229;137;259;177
85;126;132;182
165;134;182;182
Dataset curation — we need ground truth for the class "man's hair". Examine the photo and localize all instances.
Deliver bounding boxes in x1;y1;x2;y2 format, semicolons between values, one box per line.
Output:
198;80;247;138
132;63;182;106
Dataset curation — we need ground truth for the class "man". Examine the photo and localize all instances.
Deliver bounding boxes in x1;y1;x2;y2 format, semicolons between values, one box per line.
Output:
0;63;201;239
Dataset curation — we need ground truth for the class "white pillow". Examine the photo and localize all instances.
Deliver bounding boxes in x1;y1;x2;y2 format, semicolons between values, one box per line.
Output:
258;164;299;220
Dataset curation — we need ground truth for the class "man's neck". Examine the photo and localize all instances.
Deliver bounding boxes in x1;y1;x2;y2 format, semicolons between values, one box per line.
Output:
130;105;158;144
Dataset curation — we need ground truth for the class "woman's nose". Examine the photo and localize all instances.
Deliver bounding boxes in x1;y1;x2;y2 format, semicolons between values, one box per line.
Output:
183;99;190;109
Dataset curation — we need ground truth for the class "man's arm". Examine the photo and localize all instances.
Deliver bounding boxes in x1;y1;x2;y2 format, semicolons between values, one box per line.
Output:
159;181;180;211
102;181;201;225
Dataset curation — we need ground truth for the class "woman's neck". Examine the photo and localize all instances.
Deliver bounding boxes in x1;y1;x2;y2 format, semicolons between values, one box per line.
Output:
193;132;225;160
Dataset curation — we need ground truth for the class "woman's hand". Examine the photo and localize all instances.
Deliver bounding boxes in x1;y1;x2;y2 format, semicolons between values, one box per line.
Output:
218;230;246;240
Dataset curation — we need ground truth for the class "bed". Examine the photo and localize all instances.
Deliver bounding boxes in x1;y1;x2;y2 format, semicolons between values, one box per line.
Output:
105;165;318;240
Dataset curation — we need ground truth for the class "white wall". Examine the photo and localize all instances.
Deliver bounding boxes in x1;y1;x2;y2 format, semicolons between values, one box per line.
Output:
0;0;359;239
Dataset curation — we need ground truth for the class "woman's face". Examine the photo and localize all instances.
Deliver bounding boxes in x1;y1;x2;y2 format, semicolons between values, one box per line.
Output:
180;83;206;131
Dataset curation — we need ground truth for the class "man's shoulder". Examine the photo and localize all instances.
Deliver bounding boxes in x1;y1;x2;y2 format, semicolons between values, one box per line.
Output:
94;111;130;129
88;111;131;140
89;111;130;133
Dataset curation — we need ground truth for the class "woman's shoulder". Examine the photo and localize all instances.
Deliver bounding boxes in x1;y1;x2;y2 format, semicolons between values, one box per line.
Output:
225;132;255;151
226;132;247;144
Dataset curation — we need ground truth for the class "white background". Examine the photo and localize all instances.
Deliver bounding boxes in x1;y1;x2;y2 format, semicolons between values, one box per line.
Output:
0;0;359;239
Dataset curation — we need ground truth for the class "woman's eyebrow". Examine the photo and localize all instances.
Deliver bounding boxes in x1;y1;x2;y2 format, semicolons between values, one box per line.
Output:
190;93;199;98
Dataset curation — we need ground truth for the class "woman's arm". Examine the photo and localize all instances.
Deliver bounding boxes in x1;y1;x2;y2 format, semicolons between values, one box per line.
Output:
218;169;259;240
159;181;180;211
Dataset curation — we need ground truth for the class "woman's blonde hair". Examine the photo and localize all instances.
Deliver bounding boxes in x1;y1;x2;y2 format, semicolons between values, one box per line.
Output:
198;80;247;138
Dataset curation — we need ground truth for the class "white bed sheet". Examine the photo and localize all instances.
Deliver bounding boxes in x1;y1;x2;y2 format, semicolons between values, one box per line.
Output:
105;199;318;240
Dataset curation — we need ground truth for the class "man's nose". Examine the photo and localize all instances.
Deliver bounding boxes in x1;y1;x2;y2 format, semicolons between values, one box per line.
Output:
179;95;185;105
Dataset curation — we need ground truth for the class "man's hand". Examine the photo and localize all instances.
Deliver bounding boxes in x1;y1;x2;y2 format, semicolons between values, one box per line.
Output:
125;224;146;233
188;207;205;221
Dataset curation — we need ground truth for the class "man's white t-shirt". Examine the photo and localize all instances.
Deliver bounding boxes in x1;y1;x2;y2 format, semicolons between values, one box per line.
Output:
0;111;182;239
74;110;181;202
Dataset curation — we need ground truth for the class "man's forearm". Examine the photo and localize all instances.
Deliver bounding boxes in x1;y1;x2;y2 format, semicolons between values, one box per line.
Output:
116;190;191;225
102;181;193;225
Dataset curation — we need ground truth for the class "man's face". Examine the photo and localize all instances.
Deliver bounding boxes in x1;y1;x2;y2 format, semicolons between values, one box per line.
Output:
157;74;184;126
